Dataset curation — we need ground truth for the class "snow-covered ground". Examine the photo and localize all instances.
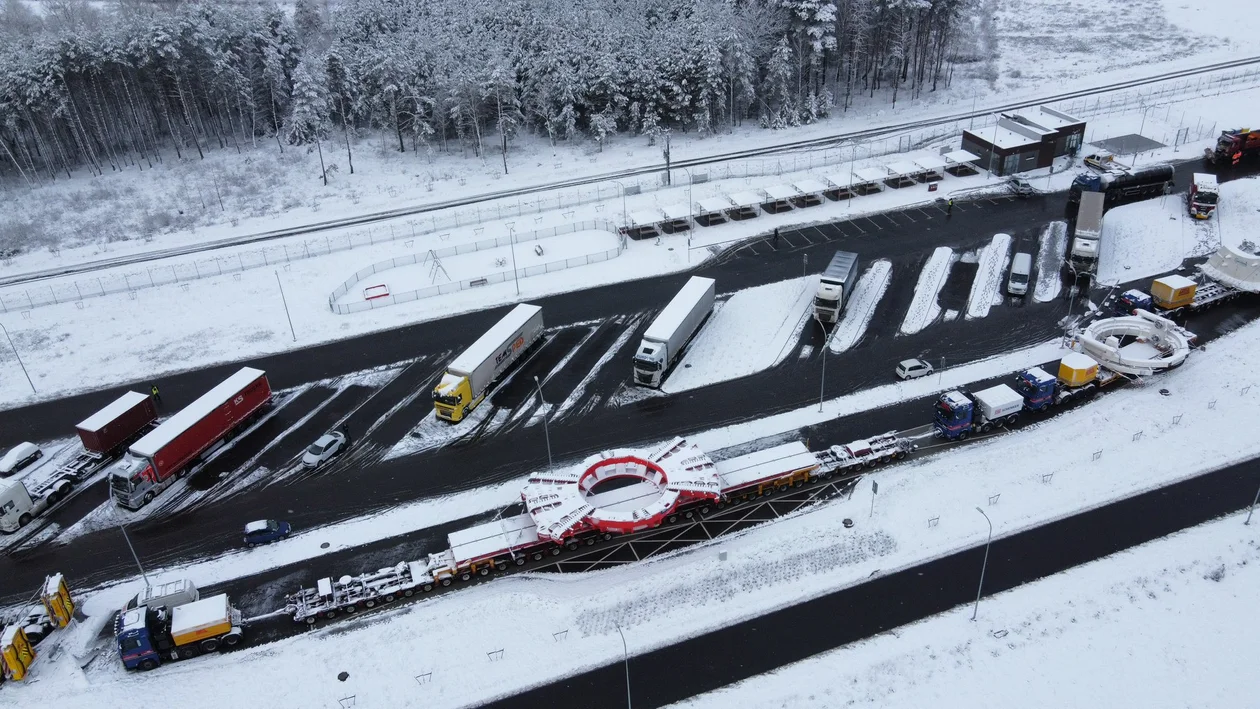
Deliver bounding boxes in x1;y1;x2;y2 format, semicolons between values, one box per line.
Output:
965;233;1012;319
1217;176;1260;254
11;310;1259;709
662;277;815;394
1096;192;1219;284
900;247;954;335
829;260;892;353
1033;221;1067;303
672;512;1260;709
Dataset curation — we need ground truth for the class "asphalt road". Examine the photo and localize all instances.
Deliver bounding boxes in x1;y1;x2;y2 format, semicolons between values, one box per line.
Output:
1;160;1255;600
485;451;1260;709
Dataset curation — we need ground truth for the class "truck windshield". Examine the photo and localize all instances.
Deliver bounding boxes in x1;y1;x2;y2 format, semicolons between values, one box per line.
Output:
1196;192;1218;204
933;401;959;420
1010;273;1028;285
109;474;132;494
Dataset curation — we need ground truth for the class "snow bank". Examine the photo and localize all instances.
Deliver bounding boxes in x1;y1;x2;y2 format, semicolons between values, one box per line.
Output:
899;247;953;335
829;260;892;353
966;233;1011;319
1095;192;1217;285
1033;221;1067;303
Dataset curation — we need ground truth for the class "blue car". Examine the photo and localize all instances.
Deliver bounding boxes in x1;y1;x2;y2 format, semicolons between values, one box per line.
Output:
243;519;292;546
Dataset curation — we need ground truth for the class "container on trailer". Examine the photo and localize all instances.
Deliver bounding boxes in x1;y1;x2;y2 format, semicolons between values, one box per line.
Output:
972;384;1024;420
432;304;545;422
633;277;716;387
1058;353;1099;387
814;251;861;323
76;392;158;455
1150;275;1197;310
170;595;233;647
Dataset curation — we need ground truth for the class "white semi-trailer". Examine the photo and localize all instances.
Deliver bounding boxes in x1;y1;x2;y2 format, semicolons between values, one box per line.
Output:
432;304;545;422
633;276;716;388
1069;191;1105;272
814;251;861;323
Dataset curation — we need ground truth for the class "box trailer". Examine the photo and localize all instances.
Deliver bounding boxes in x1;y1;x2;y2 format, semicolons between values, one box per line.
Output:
814;251;861;324
1070;191;1105;269
1;392;158;533
109;368;272;510
633;276;716;388
433;304;545;422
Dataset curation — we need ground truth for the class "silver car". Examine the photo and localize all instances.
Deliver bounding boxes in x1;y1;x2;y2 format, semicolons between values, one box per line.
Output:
895;358;934;380
302;432;347;467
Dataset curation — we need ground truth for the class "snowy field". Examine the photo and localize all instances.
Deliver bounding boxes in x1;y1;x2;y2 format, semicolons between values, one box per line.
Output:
828;260;892;354
673;512;1260;709
10;314;1259;709
1096;193;1219;285
662;277;815;394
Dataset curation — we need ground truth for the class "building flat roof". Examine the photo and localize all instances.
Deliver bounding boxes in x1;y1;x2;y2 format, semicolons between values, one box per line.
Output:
969;126;1040;150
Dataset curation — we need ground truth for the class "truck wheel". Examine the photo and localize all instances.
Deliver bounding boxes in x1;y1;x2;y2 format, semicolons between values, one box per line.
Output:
601;532;613;541
459;571;472;581
344;605;356;613
139;659;157;671
46;489;62;504
199;639;220;653
417;585;429;594
1006;414;1019;426
384;594;396;603
364;599;377;608
440;578;452;587
305;617;317;625
17;513;31;527
895;450;907;460
565;541;579;551
550;547;560;556
979;422;992;433
958;431;969;441
478;567;490;576
514;557;526;566
222;632;243;647
142;491;155;506
532;552;544;561
324;611;337;619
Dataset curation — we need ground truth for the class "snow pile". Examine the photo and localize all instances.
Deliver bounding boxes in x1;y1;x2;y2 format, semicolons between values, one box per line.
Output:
829;260;892;353
899;247;953;335
662;276;815;394
1096;194;1217;284
1217;176;1260;255
673;513;1260;709
966;233;1012;319
1033;221;1067;303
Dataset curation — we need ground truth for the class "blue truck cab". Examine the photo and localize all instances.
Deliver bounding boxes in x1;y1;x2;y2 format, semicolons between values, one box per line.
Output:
1116;289;1152;315
1015;367;1056;412
933;390;974;440
117;606;162;671
1069;173;1103;201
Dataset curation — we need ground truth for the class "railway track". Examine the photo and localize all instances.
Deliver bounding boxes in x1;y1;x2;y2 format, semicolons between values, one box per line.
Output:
6;54;1260;289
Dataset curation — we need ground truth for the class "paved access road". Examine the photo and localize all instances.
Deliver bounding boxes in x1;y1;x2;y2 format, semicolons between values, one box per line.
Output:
486;452;1260;709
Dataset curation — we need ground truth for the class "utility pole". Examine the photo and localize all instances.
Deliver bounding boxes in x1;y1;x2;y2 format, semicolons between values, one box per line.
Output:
972;506;993;621
108;485;152;590
615;622;632;709
1246;481;1260;525
662;130;672;186
509;227;520;296
533;376;553;472
275;271;296;342
0;321;35;393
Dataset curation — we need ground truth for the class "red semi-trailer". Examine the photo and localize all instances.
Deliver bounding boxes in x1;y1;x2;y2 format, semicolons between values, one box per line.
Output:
108;368;271;510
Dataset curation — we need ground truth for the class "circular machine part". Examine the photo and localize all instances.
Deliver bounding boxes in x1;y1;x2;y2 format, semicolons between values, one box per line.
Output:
1073;309;1196;376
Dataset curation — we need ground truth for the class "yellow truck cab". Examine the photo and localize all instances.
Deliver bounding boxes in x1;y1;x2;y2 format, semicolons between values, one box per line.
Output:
433;304;544;423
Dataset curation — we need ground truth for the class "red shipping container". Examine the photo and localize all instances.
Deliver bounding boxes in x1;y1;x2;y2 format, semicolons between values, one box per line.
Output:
75;391;158;455
129;368;272;483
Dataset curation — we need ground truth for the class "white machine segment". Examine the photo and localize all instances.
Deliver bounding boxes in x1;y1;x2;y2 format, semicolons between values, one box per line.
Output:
449;513;542;567
1071;309;1196;375
715;442;817;490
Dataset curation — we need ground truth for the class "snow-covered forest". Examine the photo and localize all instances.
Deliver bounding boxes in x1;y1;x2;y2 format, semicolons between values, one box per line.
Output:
0;0;973;184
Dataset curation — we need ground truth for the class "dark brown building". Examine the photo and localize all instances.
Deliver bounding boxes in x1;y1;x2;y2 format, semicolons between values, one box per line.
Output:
961;106;1086;176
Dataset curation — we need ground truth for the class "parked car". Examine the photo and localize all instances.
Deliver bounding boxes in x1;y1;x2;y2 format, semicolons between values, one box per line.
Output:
301;431;347;468
243;519;292;546
895;358;934;380
0;442;43;477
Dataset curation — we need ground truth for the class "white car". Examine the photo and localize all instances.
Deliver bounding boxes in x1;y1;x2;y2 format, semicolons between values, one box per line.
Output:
895;358;934;380
301;431;347;468
0;442;43;477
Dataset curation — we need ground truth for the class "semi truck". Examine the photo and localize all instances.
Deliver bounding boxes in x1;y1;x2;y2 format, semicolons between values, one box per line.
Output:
0;391;157;532
1015;353;1123;410
116;592;244;670
814;251;861;324
932;384;1024;441
432;304;545;422
109;368;272;510
633;276;716;388
1069;191;1105;272
1116;274;1239;317
1067;163;1173;205
1188;173;1219;219
1206;127;1260;166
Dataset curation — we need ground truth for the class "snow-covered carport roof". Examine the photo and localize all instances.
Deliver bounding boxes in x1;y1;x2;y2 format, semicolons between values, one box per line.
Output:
763;184;799;201
695;196;733;214
629;209;664;227
886;161;925;177
660;203;691;221
824;173;854;189
943;149;980;165
791;179;829;195
727;191;765;208
913;155;947;171
853;167;887;184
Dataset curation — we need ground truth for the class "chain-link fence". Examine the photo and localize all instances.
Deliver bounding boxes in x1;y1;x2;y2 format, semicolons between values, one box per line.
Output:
328;219;624;314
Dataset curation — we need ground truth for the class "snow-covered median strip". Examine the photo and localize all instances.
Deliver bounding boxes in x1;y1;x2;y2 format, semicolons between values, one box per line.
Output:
966;232;1011;319
1033;221;1067;303
899;247;953;335
829;260;891;353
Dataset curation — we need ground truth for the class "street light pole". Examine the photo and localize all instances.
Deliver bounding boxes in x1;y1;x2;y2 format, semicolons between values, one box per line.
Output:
1246;481;1260;525
509;227;520;296
614;622;632;709
0;321;35;393
971;506;993;621
108;486;152;590
533;376;553;472
612;180;628;229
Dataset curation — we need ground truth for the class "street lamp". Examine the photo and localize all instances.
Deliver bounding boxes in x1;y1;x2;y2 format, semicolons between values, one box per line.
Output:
679;166;696;225
533;376;553;472
1246;481;1260;525
508;226;520;296
614;622;632;709
1133;104;1152;168
0;321;35;393
971;506;993;621
611;180;629;230
108;485;152;590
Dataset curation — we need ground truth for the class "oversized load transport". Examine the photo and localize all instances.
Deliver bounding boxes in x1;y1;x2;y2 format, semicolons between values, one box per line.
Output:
1206;127;1260;166
0;392;158;533
1015;353;1124;410
633;276;716;388
116;592;244;670
109;367;272;509
432;304;545;422
932;384;1024;440
814;251;861;324
1068;164;1173;204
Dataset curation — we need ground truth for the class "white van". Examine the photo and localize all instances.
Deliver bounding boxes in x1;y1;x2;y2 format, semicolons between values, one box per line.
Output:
1007;252;1032;296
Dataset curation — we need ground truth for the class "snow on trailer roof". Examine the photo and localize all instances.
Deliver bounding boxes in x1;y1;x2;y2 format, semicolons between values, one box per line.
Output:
131;368;266;458
716;441;818;492
727;191;764;208
1155;274;1197;289
448;304;542;376
763;184;800;202
661;203;692;221
791;179;829;194
77;391;150;433
1060;352;1099;370
449;513;540;566
943;149;980;164
853;167;888;184
974;384;1024;410
629;209;664;227
695;196;733;214
644;277;715;343
170;594;230;637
